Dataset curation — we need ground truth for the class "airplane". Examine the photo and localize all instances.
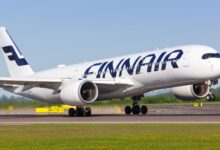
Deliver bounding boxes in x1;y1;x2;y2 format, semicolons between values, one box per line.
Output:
0;26;219;117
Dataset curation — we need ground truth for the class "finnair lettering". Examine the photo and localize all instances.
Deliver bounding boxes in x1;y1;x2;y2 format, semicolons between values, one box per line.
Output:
84;49;183;78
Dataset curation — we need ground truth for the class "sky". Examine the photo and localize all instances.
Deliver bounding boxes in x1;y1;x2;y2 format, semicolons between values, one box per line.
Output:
0;0;220;95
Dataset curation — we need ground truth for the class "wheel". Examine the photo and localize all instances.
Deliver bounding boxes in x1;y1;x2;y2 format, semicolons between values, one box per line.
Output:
206;94;211;101
141;105;148;115
212;93;216;101
76;107;85;117
132;105;141;115
85;107;92;116
125;106;132;115
206;93;216;101
68;108;75;117
206;94;212;101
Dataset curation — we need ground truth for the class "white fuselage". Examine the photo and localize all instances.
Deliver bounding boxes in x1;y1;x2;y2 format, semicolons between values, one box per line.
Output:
8;45;220;104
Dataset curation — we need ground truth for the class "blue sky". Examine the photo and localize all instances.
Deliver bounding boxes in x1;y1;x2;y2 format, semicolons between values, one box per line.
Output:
0;0;220;95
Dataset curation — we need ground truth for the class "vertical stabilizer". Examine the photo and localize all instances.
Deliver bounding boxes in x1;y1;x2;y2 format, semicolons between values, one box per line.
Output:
0;27;34;77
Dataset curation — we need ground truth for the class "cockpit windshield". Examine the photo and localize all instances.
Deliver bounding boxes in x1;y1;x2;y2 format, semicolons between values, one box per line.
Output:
202;53;220;59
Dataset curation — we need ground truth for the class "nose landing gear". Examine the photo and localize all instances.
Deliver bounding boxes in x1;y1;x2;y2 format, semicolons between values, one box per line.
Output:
124;95;148;115
206;93;216;101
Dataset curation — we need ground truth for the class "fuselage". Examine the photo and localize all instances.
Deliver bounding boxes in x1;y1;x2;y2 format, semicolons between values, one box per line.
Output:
11;45;220;103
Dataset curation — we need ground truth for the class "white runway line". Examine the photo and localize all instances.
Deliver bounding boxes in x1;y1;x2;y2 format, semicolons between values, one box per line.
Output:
1;122;220;125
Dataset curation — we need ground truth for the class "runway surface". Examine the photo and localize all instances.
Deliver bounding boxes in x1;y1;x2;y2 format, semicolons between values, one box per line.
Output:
1;103;220;124
1;114;220;124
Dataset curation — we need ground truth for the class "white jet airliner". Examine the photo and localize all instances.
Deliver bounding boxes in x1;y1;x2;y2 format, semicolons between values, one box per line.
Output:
0;26;219;116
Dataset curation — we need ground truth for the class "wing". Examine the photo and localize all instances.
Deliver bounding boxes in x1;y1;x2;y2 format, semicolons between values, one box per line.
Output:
92;77;134;93
0;77;63;91
0;77;134;94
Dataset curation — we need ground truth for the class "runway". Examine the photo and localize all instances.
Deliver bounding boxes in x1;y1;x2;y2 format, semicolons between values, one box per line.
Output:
1;114;220;124
1;103;220;124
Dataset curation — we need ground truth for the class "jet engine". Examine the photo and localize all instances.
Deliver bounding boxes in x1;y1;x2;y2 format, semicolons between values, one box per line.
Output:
60;80;98;105
172;82;210;100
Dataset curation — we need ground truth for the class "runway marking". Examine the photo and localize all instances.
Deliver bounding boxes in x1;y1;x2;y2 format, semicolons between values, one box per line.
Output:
1;122;220;125
1;112;220;125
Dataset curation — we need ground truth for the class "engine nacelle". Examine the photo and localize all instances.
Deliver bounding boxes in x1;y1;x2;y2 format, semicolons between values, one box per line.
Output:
60;80;98;105
172;82;210;100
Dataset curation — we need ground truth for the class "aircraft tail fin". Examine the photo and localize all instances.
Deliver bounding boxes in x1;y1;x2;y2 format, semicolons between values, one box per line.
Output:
0;27;34;77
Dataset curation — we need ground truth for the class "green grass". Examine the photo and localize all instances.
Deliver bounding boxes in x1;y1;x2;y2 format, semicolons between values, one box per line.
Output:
0;124;220;150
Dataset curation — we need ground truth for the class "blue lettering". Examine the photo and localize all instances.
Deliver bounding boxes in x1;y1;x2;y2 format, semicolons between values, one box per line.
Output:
96;62;108;78
83;49;184;78
83;63;102;78
102;59;124;78
119;56;141;77
154;52;166;71
162;49;183;70
136;54;156;74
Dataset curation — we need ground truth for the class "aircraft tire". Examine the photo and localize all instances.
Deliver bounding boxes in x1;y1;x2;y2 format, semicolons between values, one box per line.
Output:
76;107;85;117
206;93;216;101
85;107;92;116
68;108;75;117
141;105;148;115
132;105;141;115
125;106;132;115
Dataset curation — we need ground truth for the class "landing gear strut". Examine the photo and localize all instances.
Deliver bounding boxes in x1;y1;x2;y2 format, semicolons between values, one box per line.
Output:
68;106;92;117
124;95;148;115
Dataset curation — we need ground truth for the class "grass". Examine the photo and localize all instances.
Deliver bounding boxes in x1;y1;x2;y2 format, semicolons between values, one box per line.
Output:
0;124;220;150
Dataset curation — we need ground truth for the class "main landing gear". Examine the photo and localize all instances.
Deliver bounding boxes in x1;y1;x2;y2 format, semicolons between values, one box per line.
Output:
68;106;92;117
124;95;148;115
206;93;216;101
